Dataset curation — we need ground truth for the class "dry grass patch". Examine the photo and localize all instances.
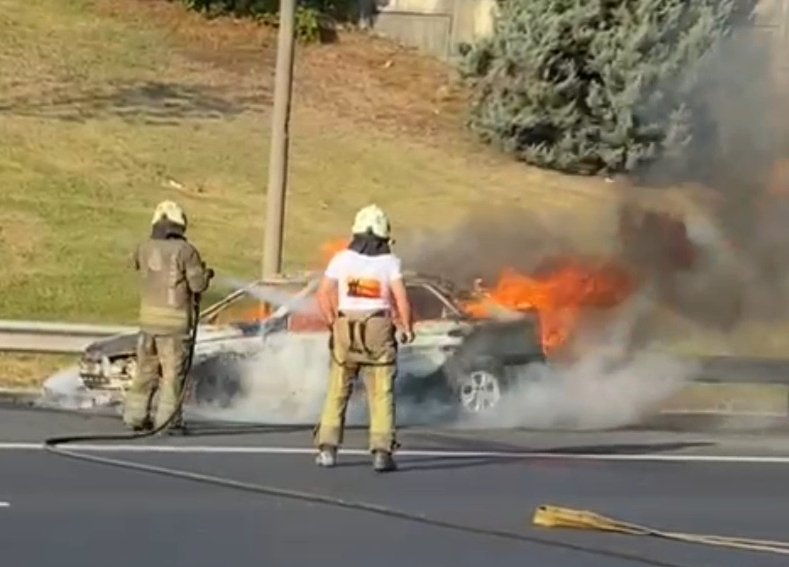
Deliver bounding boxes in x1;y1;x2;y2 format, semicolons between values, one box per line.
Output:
0;354;77;390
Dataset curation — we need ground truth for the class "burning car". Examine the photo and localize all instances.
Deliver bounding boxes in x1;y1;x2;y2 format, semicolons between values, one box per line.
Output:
75;273;546;416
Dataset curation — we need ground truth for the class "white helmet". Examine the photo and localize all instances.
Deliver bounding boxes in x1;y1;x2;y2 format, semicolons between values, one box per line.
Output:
351;204;391;239
151;200;187;227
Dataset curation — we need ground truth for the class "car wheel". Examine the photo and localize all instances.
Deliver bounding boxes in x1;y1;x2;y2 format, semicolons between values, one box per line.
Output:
190;353;246;408
455;362;504;415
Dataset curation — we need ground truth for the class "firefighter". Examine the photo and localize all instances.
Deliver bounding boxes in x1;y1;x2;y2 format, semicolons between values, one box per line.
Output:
314;204;414;472
122;200;214;432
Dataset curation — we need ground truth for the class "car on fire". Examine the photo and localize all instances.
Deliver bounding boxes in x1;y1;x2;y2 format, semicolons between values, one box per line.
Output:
76;272;546;417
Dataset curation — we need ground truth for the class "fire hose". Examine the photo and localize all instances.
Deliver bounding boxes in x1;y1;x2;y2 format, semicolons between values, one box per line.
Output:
45;292;204;445
533;506;789;556
40;296;789;564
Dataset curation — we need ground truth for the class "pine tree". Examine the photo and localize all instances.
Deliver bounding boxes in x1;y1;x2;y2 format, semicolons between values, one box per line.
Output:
460;0;744;176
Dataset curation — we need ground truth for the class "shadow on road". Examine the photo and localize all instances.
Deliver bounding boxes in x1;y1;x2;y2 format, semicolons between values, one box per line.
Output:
173;423;312;437
331;441;715;474
412;430;716;455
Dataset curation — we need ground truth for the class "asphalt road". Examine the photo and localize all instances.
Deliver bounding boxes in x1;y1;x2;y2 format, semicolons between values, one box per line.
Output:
2;404;789;567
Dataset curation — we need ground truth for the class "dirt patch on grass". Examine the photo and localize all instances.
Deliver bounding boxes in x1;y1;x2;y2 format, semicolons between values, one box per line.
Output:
0;353;77;390
296;32;468;140
95;0;469;141
0;80;259;125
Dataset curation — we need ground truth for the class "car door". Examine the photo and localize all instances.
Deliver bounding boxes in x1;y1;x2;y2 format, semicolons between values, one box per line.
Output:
395;282;466;380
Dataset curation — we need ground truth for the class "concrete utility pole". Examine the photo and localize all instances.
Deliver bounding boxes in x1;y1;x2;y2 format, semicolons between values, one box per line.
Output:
263;0;296;279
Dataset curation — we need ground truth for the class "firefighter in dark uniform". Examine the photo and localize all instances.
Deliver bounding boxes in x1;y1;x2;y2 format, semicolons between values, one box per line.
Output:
122;200;214;432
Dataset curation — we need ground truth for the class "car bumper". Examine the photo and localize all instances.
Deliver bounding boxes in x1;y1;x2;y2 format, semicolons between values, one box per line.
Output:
78;356;135;390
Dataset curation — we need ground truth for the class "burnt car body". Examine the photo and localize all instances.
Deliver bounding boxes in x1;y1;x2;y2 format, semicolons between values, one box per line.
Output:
76;273;545;417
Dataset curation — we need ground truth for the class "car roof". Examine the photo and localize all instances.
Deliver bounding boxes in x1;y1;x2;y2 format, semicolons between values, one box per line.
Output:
204;270;482;321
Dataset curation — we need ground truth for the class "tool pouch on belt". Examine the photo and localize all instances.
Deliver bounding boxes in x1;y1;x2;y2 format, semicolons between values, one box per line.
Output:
330;310;397;367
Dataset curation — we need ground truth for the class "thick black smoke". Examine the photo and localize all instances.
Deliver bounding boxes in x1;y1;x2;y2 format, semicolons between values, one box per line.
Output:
399;206;580;286
642;6;789;327
403;7;789;346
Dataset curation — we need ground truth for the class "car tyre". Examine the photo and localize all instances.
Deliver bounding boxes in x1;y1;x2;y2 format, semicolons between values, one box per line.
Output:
190;353;246;408
447;357;507;417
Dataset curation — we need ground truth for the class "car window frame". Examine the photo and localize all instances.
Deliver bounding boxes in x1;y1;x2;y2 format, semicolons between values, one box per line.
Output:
406;281;464;321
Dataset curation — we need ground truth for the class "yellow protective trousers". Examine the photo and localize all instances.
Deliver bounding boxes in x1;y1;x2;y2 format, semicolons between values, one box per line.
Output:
122;332;191;429
315;310;398;453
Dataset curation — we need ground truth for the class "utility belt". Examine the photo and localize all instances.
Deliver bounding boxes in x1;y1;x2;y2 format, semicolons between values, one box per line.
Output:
337;309;389;319
331;309;395;366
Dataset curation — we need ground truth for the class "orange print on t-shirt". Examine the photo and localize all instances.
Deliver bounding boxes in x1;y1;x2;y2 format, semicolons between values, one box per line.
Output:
347;278;382;299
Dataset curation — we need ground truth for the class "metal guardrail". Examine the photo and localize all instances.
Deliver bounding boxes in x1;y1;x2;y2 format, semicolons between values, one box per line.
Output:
0;320;136;354
0;276;321;355
681;355;789;385
3;318;789;385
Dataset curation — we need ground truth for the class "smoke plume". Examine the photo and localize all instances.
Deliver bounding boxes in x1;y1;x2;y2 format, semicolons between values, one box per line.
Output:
191;278;456;427
189;13;789;429
400;206;584;286
636;4;789;331
451;290;696;430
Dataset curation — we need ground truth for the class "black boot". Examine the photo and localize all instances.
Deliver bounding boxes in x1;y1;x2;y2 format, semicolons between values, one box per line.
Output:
165;421;189;436
131;418;153;433
373;450;397;473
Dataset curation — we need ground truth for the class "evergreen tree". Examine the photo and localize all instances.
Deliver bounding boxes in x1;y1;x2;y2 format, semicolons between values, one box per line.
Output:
460;0;745;176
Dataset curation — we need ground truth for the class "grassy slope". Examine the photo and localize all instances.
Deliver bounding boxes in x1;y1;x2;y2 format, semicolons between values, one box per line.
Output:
4;1;784;389
0;0;617;385
0;0;614;323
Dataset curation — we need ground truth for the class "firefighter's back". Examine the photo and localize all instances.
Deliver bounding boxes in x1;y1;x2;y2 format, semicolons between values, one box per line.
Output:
136;237;196;335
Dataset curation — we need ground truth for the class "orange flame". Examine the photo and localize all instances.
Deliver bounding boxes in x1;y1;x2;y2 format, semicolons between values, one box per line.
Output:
310;240;636;354
320;238;349;267
462;259;636;355
242;304;273;323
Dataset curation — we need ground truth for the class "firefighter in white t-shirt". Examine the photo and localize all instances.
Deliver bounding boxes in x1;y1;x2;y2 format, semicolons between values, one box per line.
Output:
314;205;414;472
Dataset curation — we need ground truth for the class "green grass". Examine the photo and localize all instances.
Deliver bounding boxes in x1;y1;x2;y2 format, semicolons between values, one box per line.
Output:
0;0;619;385
5;0;788;391
0;0;615;327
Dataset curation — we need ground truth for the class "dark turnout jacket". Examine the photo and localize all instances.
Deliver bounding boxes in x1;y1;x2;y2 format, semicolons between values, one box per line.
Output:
131;221;212;335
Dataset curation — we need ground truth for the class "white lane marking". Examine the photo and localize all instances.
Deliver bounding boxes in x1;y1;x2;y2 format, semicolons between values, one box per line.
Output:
3;442;789;463
0;443;40;451
0;502;10;508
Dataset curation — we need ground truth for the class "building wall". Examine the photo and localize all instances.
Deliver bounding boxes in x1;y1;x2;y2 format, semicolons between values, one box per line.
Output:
751;0;789;85
372;0;497;60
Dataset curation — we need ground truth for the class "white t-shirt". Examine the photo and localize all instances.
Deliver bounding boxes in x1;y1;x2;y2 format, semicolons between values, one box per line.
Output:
325;249;403;312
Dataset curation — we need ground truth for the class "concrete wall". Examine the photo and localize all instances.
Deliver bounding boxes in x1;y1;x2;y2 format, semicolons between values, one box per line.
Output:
751;0;789;85
371;0;496;60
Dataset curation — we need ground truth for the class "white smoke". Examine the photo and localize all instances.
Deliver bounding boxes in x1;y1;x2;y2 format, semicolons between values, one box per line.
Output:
191;276;331;423
215;275;320;317
191;331;458;426
454;351;694;431
184;275;447;427
38;364;120;410
36;271;698;430
193;333;332;424
193;274;701;430
451;290;699;430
